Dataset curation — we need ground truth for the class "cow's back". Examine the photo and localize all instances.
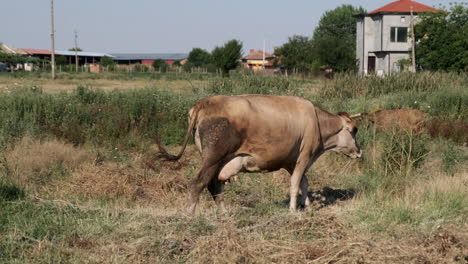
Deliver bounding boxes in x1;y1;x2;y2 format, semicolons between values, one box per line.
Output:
195;95;317;168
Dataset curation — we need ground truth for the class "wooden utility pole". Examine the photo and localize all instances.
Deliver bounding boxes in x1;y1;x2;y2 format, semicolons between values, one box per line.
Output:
262;39;266;72
74;29;79;72
50;0;56;79
410;6;416;73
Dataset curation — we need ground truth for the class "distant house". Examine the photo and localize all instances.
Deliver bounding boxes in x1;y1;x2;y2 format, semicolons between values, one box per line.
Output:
356;0;439;75
1;44;28;55
1;45;36;71
241;49;275;71
22;49;52;61
110;53;188;66
22;48;113;67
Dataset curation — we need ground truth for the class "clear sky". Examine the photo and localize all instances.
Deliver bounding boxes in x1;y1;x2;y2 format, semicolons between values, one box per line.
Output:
1;0;448;54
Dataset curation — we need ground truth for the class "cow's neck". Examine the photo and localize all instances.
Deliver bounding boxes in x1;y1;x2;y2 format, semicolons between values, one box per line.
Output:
315;107;343;150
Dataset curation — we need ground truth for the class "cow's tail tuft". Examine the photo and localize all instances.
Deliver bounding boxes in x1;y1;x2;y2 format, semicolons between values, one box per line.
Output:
156;105;199;162
155;135;179;161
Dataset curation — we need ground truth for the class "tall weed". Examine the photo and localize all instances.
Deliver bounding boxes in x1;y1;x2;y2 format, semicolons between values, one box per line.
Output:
320;72;468;99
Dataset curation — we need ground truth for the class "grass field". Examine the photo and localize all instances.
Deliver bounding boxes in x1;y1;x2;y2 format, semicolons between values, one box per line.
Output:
0;72;467;263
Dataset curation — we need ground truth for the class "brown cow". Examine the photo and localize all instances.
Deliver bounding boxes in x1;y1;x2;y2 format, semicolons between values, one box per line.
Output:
157;95;361;214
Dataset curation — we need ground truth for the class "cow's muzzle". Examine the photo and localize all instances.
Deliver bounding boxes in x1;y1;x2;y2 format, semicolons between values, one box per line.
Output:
349;149;362;159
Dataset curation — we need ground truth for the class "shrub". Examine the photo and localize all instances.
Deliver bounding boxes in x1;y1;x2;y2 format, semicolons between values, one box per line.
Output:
320;72;468;99
152;59;168;72
381;130;429;177
100;56;116;68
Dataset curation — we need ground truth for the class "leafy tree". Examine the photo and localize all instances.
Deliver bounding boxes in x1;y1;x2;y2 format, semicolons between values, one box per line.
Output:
55;55;68;66
414;3;468;71
274;35;315;72
100;56;115;67
68;48;82;52
0;51;39;65
311;5;366;72
172;60;181;67
187;48;212;67
211;39;243;76
152;59;168;72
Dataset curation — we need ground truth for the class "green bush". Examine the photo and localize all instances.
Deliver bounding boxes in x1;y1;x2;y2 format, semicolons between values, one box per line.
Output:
0;86;196;148
381;131;429;177
441;142;466;175
320;72;468;99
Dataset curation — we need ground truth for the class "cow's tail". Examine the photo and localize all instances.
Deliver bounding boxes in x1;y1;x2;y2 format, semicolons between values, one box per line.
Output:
156;105;200;161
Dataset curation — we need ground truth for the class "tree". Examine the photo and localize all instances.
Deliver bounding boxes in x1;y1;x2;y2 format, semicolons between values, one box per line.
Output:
55;55;67;66
68;48;82;52
211;39;243;76
152;59;168;72
187;48;212;67
414;3;468;71
274;35;315;72
100;56;116;68
311;5;366;72
0;51;39;65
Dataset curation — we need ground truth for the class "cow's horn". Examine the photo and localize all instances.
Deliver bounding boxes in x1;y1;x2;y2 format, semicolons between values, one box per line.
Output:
349;113;369;119
349;113;362;119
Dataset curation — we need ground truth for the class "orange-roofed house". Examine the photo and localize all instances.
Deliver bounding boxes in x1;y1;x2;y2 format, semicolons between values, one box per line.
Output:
241;49;275;72
356;0;439;75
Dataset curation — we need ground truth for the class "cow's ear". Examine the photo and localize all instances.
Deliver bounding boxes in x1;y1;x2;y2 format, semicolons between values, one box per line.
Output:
338;112;350;118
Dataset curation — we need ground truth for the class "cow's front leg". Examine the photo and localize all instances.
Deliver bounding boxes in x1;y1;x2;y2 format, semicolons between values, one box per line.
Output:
289;160;309;211
300;175;311;209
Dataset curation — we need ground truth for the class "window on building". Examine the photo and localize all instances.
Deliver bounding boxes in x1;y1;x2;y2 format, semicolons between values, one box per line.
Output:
390;27;408;42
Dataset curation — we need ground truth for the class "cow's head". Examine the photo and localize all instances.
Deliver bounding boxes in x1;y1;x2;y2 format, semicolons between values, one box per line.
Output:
330;112;362;159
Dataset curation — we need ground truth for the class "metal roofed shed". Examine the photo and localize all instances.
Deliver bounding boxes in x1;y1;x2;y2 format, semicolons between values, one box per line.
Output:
110;53;188;66
55;50;113;57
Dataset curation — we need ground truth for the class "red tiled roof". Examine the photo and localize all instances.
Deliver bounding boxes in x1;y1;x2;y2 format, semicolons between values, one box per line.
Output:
369;0;439;14
242;50;274;60
21;49;52;55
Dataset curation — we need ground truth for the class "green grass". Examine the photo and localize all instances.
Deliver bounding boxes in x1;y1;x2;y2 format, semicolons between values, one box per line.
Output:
352;189;468;232
0;72;467;262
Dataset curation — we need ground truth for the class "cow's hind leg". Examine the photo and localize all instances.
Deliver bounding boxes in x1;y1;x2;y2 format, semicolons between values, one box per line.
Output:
187;117;241;214
207;178;227;213
187;164;220;215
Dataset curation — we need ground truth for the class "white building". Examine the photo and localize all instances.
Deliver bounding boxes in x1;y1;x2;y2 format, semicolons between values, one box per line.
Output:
356;0;438;75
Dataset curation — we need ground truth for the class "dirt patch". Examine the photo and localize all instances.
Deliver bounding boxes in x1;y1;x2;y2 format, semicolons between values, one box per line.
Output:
364;109;427;132
68;234;95;250
425;119;468;145
309;186;355;209
361;109;467;144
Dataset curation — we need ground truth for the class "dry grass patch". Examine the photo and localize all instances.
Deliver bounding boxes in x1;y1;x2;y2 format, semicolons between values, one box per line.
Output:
54;146;202;206
1;137;90;191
